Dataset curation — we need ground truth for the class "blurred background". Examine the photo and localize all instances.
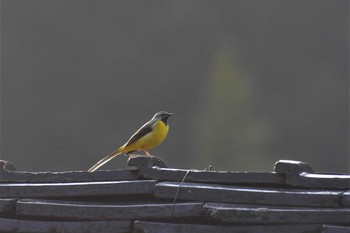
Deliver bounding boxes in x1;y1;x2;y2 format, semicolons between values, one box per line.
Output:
1;0;349;172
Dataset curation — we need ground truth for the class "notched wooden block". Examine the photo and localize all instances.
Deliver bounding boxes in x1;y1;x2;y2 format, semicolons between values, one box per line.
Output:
275;160;350;190
275;160;314;174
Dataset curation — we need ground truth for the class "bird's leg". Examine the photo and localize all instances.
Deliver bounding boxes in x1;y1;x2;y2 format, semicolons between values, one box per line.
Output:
144;150;151;157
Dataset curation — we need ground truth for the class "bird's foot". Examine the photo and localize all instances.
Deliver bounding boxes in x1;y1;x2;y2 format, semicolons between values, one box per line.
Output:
144;150;151;157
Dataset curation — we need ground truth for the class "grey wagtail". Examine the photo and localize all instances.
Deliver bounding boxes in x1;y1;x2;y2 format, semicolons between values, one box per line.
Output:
88;111;173;172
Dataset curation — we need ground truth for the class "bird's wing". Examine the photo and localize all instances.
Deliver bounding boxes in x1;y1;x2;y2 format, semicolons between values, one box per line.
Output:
123;119;157;147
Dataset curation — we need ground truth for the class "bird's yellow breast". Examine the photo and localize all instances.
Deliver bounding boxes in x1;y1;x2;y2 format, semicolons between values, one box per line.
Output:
124;120;169;152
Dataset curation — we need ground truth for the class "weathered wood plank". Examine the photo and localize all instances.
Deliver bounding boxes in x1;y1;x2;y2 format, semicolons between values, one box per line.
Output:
0;180;155;198
322;225;350;233
342;190;350;207
154;182;342;207
0;218;131;233
0;162;139;183
275;160;350;189
17;199;203;220
0;198;17;214
141;167;284;186
204;203;350;224
133;220;321;233
128;155;285;186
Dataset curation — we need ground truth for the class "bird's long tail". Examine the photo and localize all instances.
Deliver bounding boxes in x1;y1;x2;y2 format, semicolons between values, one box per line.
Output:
87;147;123;172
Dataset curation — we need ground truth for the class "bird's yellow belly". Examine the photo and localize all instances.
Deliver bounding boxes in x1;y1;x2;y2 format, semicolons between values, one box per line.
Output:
126;121;169;151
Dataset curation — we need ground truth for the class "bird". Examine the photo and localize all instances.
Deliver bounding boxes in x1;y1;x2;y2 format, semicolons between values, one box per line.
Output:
87;111;173;172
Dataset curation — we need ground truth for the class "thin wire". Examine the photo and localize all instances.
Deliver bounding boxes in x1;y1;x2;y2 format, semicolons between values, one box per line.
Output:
169;169;191;219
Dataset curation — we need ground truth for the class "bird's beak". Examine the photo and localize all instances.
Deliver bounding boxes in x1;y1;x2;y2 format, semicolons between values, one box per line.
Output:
168;113;174;116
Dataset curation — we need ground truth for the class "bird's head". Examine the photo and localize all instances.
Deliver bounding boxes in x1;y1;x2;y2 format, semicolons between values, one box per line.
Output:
153;111;174;125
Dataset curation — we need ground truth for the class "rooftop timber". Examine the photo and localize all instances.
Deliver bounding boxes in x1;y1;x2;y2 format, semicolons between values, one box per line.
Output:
0;155;349;233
